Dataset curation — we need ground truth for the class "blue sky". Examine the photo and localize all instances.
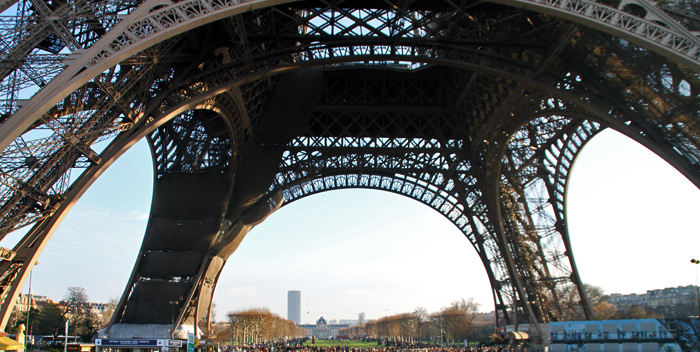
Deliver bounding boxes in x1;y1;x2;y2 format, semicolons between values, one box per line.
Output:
2;128;699;324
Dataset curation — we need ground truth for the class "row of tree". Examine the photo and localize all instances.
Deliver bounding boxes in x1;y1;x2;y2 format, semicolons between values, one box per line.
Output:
337;284;684;345
224;309;305;344
341;299;482;344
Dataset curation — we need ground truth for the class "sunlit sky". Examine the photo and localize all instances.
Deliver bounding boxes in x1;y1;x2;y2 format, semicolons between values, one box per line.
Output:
2;128;699;324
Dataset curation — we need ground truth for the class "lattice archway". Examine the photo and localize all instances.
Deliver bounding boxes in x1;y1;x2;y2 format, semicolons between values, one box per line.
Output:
0;0;696;338
268;95;606;328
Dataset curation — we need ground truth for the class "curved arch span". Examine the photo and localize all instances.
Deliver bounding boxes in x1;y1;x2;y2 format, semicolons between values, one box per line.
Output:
276;176;505;311
1;0;698;153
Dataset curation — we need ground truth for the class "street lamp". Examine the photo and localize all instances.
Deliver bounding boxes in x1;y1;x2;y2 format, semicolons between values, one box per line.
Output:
25;261;38;348
691;259;700;317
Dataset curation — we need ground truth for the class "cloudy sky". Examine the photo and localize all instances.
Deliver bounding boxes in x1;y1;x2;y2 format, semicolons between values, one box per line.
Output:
2;128;699;324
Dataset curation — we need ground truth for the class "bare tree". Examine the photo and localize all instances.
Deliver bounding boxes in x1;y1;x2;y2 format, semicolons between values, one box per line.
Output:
555;283;606;320
431;298;480;344
593;301;619;320
226;308;301;345
62;287;92;339
621;305;652;319
100;298;119;327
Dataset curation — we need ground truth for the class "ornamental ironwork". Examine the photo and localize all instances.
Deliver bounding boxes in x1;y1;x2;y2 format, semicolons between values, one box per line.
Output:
0;0;696;338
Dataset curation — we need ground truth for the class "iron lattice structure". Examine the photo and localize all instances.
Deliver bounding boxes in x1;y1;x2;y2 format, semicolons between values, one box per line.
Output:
0;0;696;337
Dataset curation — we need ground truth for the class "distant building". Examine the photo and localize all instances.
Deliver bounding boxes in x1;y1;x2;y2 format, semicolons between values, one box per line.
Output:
607;285;698;317
358;312;366;325
15;294;55;312
89;302;109;314
299;317;349;339
288;290;301;325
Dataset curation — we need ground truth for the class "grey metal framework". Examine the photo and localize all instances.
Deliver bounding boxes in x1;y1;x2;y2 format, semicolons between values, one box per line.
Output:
0;0;697;338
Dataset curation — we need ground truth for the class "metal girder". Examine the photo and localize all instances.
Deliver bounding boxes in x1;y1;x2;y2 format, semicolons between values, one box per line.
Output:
0;0;696;336
0;0;698;153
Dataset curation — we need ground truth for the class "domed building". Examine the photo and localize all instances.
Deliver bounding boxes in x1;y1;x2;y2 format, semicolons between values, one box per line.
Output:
298;317;349;339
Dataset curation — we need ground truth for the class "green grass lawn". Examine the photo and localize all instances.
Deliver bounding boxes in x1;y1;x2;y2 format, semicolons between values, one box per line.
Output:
302;340;384;348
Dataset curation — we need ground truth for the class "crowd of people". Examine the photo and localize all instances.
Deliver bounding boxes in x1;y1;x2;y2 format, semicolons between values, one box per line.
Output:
220;339;532;352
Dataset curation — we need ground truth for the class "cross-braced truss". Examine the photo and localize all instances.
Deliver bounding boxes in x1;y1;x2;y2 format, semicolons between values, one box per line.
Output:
0;0;697;337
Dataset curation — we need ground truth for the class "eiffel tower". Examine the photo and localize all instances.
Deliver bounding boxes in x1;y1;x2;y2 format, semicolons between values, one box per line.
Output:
0;0;697;341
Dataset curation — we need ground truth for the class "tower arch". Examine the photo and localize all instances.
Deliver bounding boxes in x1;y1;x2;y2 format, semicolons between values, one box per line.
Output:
0;0;696;338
